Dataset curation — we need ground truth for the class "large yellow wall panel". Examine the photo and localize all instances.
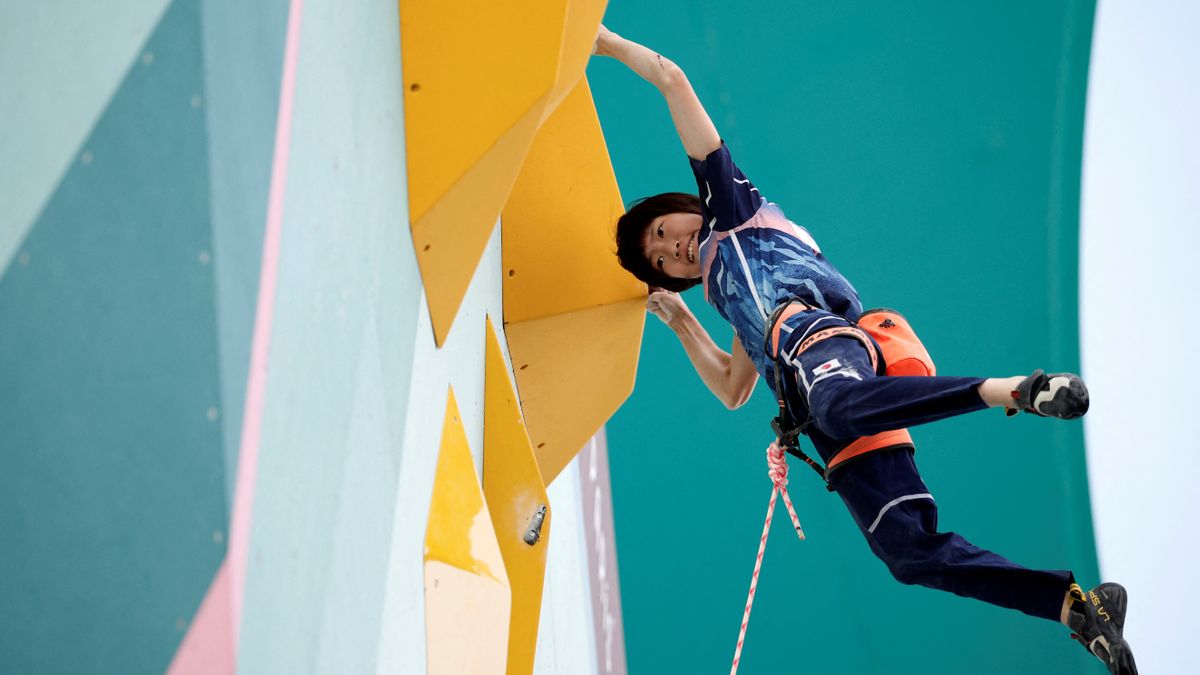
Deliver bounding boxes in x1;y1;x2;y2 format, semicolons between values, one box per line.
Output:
425;390;511;674
502;77;645;484
399;0;570;344
481;318;551;675
503;78;645;323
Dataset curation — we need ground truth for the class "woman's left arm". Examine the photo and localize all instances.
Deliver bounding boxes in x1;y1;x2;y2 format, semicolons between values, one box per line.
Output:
594;26;721;161
648;291;758;409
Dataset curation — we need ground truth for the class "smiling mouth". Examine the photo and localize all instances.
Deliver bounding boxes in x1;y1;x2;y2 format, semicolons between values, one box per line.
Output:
687;233;696;263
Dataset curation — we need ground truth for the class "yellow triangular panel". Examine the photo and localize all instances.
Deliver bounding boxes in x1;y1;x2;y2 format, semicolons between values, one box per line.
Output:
505;299;645;484
425;389;511;674
400;0;570;345
410;110;540;346
482;317;551;675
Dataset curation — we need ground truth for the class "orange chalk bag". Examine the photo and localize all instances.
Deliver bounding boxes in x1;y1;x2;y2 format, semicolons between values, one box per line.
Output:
857;307;936;377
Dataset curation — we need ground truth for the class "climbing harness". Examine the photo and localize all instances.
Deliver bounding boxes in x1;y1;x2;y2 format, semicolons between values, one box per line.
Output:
729;300;938;672
729;442;805;675
764;301;934;489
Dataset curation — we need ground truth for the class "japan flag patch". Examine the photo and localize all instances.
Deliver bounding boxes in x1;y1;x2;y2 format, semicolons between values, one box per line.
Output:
812;358;842;376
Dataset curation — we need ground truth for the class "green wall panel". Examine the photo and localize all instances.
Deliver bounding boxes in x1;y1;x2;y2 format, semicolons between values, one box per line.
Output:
592;1;1098;673
0;1;225;672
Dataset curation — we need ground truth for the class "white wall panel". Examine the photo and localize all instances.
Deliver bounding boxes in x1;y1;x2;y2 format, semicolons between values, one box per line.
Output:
535;453;599;675
1081;3;1200;673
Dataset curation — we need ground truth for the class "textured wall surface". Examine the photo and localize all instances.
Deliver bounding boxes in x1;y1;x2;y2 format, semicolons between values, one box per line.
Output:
1;0;628;673
2;2;235;670
593;2;1101;674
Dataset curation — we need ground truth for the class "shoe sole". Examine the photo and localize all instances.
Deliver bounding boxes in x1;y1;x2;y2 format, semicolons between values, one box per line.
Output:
1106;638;1139;675
1095;583;1137;675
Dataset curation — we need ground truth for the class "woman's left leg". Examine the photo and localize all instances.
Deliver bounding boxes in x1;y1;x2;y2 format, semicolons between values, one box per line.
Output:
832;447;1074;621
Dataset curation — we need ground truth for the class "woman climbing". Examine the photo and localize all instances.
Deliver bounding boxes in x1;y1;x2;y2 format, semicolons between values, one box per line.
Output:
593;24;1137;675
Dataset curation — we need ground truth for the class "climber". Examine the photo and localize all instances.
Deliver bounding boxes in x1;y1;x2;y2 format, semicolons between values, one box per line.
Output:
593;24;1137;675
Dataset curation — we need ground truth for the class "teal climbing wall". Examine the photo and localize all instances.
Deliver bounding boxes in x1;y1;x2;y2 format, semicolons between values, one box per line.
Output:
0;2;229;671
0;0;505;671
592;1;1100;674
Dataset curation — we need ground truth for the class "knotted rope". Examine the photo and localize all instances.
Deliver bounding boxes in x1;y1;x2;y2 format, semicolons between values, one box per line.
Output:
730;442;806;675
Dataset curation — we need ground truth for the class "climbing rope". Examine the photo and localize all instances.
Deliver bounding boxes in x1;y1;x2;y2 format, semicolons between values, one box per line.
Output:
730;442;806;675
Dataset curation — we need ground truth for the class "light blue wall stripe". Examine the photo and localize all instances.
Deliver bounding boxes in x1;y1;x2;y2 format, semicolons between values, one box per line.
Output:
234;0;422;669
0;0;171;274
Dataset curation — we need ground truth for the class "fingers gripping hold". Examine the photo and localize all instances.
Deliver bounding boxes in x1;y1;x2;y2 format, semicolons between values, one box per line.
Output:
647;290;687;326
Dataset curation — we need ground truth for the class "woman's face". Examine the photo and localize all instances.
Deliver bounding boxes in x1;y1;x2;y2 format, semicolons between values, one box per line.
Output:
641;211;703;279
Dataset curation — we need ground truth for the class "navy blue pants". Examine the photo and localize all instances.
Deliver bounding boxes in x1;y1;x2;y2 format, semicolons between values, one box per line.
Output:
776;310;1074;621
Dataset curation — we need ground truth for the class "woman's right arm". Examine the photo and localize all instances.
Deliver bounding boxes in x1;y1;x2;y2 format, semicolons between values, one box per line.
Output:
594;26;721;161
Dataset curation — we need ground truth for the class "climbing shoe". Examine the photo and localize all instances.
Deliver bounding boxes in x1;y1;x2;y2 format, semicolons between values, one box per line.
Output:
1008;369;1089;419
1066;582;1138;675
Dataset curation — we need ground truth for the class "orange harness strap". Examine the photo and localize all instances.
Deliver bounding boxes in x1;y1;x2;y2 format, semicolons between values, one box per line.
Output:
769;301;811;357
770;302;881;375
825;428;914;476
792;326;880;375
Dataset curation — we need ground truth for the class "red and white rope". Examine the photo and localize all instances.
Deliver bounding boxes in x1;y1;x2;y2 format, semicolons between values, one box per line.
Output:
730;442;806;675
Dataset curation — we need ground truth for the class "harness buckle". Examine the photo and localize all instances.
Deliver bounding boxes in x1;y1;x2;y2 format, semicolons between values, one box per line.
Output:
770;414;800;449
770;412;830;488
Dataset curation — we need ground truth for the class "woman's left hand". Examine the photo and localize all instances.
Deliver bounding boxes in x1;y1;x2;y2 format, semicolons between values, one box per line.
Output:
646;290;691;328
592;24;619;57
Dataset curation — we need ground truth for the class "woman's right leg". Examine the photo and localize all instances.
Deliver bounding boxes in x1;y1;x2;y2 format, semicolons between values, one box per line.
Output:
781;333;991;439
778;318;1087;440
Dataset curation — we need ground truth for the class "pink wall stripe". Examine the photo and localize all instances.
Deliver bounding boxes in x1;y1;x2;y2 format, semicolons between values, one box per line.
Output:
228;0;305;645
168;1;305;671
167;561;235;674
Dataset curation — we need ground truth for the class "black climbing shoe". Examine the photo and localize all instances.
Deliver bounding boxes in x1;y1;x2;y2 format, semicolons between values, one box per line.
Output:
1009;369;1089;419
1066;582;1138;675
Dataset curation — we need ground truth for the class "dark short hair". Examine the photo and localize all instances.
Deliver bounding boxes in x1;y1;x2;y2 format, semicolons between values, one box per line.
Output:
614;192;703;292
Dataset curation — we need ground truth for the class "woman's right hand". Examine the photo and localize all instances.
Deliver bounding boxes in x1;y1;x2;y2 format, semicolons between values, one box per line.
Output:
646;290;690;328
